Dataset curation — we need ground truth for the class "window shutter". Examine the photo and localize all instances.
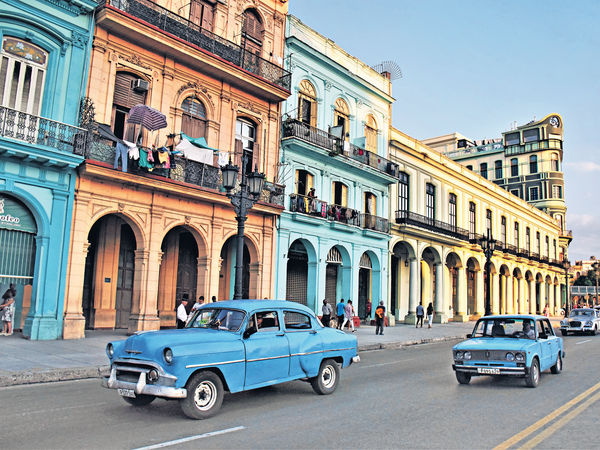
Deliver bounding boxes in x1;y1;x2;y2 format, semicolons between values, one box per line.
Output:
306;173;313;192
295;170;300;194
341;184;348;207
114;72;146;109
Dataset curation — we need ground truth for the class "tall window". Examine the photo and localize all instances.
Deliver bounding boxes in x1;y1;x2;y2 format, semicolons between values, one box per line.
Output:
0;37;48;115
112;71;148;141
552;184;563;199
398;172;409;211
551;153;559;171
529;186;539;201
189;0;214;31
553;239;557;259
235;118;256;175
241;8;263;55
181;97;207;138
365;114;378;152
511;158;519;177
334;98;349;141
295;169;313;196
556;214;564;231
535;231;541;255
425;183;435;221
526;227;531;252
449;193;457;229
364;192;376;214
469;202;476;235
298;79;317;127
495;160;503;179
529;155;538;174
514;222;520;248
501;216;506;245
480;163;488;179
332;181;348;206
545;236;550;258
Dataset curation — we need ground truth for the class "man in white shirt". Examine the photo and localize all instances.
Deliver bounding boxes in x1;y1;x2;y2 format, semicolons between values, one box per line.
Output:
177;298;188;329
192;296;205;311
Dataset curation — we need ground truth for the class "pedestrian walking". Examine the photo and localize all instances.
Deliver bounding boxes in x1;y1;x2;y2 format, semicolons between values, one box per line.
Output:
543;304;549;317
375;301;386;335
365;300;372;324
1;284;16;336
427;302;434;328
176;297;188;329
336;299;345;329
192;295;205;311
341;300;355;332
211;295;217;303
321;299;332;327
416;302;424;328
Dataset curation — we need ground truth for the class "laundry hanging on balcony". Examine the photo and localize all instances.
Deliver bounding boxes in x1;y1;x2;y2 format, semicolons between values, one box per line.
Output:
175;133;218;165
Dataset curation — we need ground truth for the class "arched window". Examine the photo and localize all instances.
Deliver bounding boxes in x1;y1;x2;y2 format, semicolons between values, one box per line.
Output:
365;114;377;152
334;98;349;140
298;79;317;127
181;97;207;138
112;71;148;141
551;153;559;171
0;37;48;115
241;8;263;55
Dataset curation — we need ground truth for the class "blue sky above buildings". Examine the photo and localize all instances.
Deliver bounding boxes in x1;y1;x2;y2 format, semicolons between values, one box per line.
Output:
289;0;600;262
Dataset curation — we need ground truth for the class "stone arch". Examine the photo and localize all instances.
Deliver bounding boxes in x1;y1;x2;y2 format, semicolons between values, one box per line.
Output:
286;238;318;309
390;240;416;319
88;209;146;251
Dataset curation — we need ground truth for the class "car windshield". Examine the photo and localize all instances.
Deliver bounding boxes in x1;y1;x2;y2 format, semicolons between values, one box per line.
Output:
187;308;246;332
472;318;536;339
570;310;593;317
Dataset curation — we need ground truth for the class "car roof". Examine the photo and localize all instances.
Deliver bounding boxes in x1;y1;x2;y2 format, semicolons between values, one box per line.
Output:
571;308;594;312
479;314;548;320
197;299;315;315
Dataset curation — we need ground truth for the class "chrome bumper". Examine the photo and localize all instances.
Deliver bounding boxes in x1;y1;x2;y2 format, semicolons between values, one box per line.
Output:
351;355;361;364
102;366;187;399
453;364;526;376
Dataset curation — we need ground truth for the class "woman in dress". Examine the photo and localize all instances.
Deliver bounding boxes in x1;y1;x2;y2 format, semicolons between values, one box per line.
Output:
1;285;16;336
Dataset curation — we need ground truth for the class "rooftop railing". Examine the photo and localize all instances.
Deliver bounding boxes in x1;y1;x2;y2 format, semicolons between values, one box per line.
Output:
0;106;88;154
101;0;291;91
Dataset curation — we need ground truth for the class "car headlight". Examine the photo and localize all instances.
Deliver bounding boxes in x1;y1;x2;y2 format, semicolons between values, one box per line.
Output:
463;351;471;360
164;348;173;364
586;321;593;327
515;352;524;361
505;352;515;361
455;351;463;360
106;343;114;359
147;369;159;382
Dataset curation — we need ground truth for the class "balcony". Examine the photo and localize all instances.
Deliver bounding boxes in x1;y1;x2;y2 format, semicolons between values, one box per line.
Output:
395;210;469;241
98;0;290;94
82;135;284;207
289;193;389;233
0;106;88;155
282;118;399;178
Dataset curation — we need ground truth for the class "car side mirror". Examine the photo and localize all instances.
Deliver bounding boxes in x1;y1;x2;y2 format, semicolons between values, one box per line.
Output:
466;334;472;339
539;333;548;340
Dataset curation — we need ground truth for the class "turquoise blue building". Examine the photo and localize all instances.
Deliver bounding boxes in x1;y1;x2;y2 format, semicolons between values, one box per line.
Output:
275;16;398;320
0;0;96;339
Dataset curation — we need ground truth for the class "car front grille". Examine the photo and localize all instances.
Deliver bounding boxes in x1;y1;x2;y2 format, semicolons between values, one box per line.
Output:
569;321;581;327
468;350;510;361
112;360;175;387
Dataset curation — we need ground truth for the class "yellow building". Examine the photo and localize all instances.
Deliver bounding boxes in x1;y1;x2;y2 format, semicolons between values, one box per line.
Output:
63;0;290;338
388;127;565;323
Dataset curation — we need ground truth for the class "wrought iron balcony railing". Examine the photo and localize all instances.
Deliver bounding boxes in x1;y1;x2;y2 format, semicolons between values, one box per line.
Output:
101;0;290;91
0;106;88;154
395;210;469;240
289;193;389;233
282;118;400;178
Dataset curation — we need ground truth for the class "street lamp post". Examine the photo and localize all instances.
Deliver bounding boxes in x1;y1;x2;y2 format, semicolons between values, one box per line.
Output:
220;151;265;300
563;259;570;317
479;229;497;317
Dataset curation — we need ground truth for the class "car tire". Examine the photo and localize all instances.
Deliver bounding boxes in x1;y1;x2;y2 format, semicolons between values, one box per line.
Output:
180;371;224;420
311;359;340;395
592;326;597;336
455;371;471;385
525;357;540;388
122;394;155;406
551;353;562;374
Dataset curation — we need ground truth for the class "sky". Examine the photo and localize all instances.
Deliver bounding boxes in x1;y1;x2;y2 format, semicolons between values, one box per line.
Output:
289;0;600;262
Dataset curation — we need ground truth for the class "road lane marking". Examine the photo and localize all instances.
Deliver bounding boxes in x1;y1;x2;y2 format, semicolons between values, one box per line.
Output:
132;426;246;450
493;380;600;450
519;389;600;449
359;358;417;369
575;339;591;345
19;403;109;416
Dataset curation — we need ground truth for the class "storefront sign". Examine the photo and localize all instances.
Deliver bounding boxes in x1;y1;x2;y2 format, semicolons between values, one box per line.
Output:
0;196;37;233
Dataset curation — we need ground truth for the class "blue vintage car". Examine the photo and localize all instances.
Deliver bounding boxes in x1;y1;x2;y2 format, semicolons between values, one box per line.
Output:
452;315;564;388
102;300;360;419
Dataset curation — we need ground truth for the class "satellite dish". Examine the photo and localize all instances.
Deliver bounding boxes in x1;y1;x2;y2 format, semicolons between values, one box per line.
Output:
371;60;403;80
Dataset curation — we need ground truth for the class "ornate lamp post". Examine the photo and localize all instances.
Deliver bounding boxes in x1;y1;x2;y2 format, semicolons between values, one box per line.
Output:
220;152;265;300
479;230;497;317
592;260;600;307
563;259;571;317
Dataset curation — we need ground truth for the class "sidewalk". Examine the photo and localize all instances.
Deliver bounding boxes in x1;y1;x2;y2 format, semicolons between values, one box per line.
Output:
0;318;561;387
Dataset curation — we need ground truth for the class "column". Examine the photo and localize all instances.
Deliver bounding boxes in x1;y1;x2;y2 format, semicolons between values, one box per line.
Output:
128;248;161;333
404;258;419;324
475;268;485;317
505;275;513;314
63;241;90;339
434;263;447;323
453;266;468;322
529;281;536;314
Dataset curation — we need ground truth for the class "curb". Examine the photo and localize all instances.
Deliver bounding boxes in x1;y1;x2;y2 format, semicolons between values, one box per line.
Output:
358;335;464;352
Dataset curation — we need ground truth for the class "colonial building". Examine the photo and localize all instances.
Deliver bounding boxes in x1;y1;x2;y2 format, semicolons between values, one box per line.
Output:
274;15;397;320
389;127;566;323
62;0;290;338
0;0;97;339
422;114;572;257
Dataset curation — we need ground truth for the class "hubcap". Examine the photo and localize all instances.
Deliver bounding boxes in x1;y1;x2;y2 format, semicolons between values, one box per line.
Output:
558;356;562;370
193;380;217;411
533;364;539;383
321;364;336;389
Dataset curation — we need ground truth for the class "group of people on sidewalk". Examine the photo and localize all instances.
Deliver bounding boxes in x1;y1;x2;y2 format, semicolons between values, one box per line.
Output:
415;302;435;328
321;298;387;335
176;294;217;328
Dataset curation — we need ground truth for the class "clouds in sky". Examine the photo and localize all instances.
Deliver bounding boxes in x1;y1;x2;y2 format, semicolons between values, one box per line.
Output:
566;214;600;261
564;161;600;172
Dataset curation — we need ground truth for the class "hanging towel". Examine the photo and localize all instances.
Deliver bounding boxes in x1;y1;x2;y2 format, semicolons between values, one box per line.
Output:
176;138;213;165
218;151;230;167
123;140;139;160
139;148;152;169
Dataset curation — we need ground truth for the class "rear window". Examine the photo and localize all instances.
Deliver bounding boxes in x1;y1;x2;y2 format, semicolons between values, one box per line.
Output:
284;311;312;330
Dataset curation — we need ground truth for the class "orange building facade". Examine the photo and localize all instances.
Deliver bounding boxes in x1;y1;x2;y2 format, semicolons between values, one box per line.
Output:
63;0;290;338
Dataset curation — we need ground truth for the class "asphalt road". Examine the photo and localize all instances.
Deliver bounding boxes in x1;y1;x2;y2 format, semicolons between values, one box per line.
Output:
2;335;600;450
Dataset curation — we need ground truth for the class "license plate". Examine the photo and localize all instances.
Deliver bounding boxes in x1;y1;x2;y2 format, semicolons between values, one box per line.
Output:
477;367;500;375
118;388;136;398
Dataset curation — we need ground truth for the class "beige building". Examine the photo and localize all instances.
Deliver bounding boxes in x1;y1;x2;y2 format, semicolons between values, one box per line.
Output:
387;127;566;323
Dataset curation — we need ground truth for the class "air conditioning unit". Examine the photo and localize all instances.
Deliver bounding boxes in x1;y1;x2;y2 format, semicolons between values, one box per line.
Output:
132;79;149;92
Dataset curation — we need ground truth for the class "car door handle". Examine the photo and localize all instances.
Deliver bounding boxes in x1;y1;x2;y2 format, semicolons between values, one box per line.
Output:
276;332;285;336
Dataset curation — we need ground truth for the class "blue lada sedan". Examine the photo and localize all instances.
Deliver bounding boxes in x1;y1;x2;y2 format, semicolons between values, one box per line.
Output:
102;300;360;419
452;315;564;388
